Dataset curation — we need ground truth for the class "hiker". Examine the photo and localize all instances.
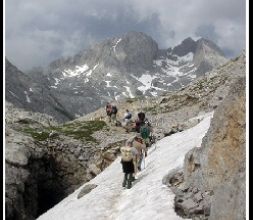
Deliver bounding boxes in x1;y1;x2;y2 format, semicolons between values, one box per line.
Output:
140;119;153;148
124;109;132;122
135;112;146;132
105;103;112;122
120;140;138;189
122;109;132;127
132;134;147;172
110;105;118;125
138;112;145;122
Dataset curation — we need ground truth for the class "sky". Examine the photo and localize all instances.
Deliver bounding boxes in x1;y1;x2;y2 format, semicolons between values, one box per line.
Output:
5;0;246;71
37;113;212;220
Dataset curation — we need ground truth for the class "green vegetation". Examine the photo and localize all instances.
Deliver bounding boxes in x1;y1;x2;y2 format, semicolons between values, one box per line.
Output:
142;106;159;114
22;127;50;141
125;97;139;103
21;120;107;143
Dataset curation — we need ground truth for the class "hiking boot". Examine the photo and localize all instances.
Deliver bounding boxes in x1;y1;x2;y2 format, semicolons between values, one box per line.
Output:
126;174;132;189
127;179;132;189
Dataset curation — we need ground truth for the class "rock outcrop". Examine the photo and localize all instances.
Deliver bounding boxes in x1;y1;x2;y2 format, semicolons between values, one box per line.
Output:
167;73;246;219
5;105;135;219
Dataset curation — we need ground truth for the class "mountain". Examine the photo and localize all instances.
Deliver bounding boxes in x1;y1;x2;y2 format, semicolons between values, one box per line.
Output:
5;58;75;122
44;32;227;119
6;32;227;122
5;52;245;220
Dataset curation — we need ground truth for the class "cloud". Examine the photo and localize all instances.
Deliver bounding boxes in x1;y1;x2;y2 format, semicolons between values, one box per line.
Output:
5;0;246;71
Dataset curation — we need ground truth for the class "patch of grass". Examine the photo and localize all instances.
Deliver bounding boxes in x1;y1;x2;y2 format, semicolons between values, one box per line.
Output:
125;97;139;103
22;127;50;141
142;106;159;114
50;120;107;143
21;120;107;143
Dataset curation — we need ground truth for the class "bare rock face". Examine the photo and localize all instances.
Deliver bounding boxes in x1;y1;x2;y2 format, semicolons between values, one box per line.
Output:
184;76;246;190
171;75;246;219
209;169;246;220
5;59;74;122
5;105;135;220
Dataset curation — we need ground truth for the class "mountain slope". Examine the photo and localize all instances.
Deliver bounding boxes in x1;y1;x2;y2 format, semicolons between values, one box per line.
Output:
5;58;75;122
37;113;212;220
44;32;227;118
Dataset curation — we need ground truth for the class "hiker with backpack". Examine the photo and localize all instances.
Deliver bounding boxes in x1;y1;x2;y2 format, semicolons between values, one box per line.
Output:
135;112;146;132
122;109;132;128
124;109;132;122
105;103;112;122
120;140;138;189
140;119;153;149
132;134;147;172
110;105;118;125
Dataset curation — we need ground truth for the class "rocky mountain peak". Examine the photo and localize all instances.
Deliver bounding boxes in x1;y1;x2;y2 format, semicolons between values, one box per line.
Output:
193;38;228;74
7;32;228;122
83;31;159;71
172;37;197;56
196;38;225;56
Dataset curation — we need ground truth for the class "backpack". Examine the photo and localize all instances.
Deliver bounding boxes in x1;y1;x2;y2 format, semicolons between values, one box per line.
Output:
140;124;150;139
120;146;133;162
111;106;118;114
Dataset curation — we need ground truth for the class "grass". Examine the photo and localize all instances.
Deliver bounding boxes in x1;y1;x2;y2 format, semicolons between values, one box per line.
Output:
142;106;159;114
21;120;107;143
22;127;50;141
125;97;139;103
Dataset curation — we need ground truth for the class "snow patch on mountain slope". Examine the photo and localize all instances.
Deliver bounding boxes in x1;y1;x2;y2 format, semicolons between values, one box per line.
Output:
9;91;19;99
154;52;194;67
62;64;90;77
124;86;135;98
131;74;157;93
113;38;122;52
54;78;60;86
24;91;31;103
93;63;99;71
37;113;213;220
86;70;93;76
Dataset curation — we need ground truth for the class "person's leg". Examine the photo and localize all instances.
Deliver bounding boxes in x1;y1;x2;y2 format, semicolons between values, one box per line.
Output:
126;173;133;189
111;114;116;125
133;157;138;177
145;138;150;148
138;154;143;171
122;173;127;187
108;114;111;122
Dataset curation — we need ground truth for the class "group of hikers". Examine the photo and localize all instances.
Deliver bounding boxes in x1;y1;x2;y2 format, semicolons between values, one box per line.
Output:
105;102;154;189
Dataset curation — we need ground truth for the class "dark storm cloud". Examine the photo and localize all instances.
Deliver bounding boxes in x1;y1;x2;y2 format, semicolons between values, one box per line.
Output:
5;0;246;71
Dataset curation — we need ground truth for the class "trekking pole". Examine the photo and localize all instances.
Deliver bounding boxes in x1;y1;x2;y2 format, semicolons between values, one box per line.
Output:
143;153;146;169
154;138;157;150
